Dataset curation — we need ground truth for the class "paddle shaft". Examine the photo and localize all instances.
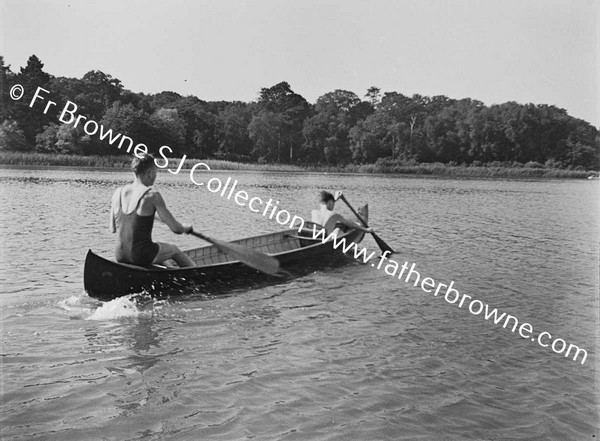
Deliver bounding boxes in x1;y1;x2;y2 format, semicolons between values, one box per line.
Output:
189;231;214;243
339;195;370;228
338;195;395;254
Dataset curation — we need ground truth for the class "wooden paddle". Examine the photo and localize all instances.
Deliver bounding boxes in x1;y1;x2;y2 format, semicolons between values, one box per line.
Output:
334;191;395;254
189;230;280;275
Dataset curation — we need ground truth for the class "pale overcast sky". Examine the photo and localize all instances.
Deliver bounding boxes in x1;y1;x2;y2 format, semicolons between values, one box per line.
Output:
1;0;598;126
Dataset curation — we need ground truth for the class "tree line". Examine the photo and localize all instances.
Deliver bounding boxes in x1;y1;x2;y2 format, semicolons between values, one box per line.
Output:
1;55;598;169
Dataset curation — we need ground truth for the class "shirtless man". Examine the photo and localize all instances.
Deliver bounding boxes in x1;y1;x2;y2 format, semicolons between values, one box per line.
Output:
109;153;196;267
311;190;374;236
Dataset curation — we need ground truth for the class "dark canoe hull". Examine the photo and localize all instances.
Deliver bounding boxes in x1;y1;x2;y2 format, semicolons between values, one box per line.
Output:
84;209;369;301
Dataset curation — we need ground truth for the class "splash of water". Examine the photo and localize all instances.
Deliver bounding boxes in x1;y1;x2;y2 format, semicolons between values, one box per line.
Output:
86;295;141;321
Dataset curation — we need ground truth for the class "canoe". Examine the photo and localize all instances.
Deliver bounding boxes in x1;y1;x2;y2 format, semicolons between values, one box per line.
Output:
84;205;369;300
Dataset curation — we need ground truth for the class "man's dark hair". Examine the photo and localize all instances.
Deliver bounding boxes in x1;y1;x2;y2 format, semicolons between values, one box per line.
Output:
132;153;156;176
319;191;335;204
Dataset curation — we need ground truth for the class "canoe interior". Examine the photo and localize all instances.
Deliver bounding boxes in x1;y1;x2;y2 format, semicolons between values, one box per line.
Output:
170;206;367;268
180;228;310;267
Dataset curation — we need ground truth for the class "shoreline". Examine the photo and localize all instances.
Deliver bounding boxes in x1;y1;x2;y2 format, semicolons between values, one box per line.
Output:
1;152;598;179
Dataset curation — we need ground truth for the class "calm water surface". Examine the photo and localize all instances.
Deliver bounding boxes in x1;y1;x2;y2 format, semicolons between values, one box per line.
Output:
1;167;598;440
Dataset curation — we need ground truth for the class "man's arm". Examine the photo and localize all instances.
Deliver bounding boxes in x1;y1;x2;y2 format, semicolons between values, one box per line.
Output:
109;206;116;233
109;189;119;233
333;214;374;233
152;191;192;234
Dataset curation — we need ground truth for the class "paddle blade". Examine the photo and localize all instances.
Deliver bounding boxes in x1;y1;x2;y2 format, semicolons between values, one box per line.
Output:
211;237;280;274
372;233;395;255
190;231;280;275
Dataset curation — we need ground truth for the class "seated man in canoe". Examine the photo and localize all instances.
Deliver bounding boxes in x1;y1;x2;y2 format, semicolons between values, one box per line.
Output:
311;191;374;237
109;153;196;267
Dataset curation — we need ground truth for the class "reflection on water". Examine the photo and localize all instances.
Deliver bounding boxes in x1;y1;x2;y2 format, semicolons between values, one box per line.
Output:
0;168;598;440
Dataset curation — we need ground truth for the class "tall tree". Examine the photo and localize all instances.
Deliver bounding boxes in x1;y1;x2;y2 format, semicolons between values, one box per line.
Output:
302;90;363;164
97;102;147;154
11;55;52;146
171;96;219;157
75;70;124;119
0;120;28;151
215;102;253;160
0;56;12;121
256;82;310;162
349;112;395;162
365;86;381;107
248;110;286;162
146;108;186;152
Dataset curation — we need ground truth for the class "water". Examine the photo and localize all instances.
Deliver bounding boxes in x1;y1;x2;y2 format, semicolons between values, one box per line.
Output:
1;167;598;440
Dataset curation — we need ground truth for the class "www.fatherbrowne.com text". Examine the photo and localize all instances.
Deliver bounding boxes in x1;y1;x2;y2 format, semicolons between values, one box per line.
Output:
309;225;589;365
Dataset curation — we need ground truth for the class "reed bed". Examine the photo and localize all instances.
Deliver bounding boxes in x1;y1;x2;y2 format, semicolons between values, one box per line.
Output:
1;152;597;179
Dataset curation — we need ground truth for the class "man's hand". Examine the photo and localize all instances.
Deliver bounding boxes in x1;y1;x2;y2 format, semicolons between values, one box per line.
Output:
183;226;193;234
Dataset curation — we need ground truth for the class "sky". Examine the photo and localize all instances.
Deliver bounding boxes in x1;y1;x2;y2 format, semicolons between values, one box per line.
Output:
1;0;598;126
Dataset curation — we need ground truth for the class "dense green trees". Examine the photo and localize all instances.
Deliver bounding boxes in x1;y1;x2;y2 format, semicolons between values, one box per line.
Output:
303;90;370;164
249;82;311;162
214;102;253;161
0;54;598;169
8;55;52;147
